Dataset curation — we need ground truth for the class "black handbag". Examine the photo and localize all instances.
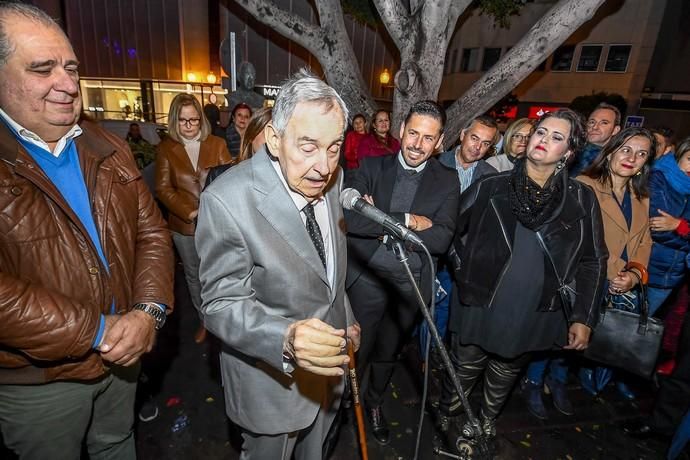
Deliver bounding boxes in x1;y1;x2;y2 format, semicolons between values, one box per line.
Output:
584;262;664;378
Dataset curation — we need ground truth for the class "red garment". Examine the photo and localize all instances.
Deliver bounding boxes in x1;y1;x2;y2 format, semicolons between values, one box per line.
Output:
344;131;366;169
663;283;688;354
357;133;400;162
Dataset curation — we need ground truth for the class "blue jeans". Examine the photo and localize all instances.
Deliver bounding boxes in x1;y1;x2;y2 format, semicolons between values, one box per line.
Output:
647;286;674;317
419;268;451;352
526;355;568;385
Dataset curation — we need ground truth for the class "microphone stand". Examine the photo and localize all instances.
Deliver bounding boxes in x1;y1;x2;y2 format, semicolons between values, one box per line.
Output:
389;238;488;459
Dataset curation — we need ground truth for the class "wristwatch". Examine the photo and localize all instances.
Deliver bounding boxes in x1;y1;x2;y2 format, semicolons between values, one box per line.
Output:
133;303;166;330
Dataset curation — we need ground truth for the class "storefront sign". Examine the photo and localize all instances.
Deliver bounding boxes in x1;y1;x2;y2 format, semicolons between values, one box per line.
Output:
624;115;645;128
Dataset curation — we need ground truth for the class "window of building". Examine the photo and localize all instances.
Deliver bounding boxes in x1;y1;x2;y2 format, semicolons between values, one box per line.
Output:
80;78;226;123
481;48;502;71
446;48;459;74
577;45;603;72
605;45;632;72
551;45;575;72
461;48;480;72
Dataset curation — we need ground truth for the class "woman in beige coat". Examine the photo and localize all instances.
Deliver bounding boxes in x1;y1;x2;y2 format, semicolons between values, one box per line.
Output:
576;126;656;400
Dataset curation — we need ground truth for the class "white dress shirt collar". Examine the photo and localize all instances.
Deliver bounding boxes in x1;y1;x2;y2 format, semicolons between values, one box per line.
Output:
397;151;427;172
0;107;82;158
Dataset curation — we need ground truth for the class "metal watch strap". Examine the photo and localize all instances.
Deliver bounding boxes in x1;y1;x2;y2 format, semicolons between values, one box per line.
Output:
133;303;166;330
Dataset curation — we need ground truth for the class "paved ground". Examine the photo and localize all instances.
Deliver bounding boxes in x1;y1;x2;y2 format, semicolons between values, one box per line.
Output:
0;265;680;459
133;266;679;460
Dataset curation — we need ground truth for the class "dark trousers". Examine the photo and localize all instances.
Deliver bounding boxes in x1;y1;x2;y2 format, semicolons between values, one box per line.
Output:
0;364;139;460
441;334;530;419
651;309;690;435
347;267;422;407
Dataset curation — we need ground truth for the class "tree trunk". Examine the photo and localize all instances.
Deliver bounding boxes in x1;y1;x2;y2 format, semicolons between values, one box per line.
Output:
443;0;606;145
375;0;469;131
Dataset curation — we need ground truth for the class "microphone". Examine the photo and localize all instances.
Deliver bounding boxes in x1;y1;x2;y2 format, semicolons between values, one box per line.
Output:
340;188;424;246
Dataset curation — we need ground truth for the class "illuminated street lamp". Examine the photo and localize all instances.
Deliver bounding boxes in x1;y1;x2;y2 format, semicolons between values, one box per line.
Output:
186;72;198;82
206;72;217;84
379;68;391;85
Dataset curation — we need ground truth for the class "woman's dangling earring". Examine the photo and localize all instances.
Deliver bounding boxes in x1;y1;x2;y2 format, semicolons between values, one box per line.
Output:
556;157;566;170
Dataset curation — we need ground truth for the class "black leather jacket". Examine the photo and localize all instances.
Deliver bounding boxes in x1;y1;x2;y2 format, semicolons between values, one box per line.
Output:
451;170;607;328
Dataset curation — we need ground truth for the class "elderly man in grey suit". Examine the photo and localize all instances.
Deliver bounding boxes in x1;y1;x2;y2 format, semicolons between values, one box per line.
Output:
196;70;360;460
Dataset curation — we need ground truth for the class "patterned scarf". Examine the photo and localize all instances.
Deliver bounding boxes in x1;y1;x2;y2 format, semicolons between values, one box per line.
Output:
509;158;565;230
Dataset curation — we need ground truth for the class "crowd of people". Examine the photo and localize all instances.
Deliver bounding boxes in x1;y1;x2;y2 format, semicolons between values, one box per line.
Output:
1;2;690;460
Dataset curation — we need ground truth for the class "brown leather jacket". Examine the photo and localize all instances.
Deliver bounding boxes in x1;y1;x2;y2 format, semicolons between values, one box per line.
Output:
0;121;174;384
155;135;231;235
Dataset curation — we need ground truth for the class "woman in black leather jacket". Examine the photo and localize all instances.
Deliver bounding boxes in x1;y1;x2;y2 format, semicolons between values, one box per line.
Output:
439;109;607;439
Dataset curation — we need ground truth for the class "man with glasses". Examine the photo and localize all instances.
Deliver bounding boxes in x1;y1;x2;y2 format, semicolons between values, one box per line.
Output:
438;115;498;193
569;102;622;176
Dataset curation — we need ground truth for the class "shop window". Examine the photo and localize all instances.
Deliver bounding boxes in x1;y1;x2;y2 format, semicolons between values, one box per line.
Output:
481;48;502;71
551;45;575;72
461;48;480;72
577;45;603;72
605;45;632;72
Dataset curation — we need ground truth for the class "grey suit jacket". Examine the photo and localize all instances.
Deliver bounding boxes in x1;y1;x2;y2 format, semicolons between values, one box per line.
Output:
195;147;353;435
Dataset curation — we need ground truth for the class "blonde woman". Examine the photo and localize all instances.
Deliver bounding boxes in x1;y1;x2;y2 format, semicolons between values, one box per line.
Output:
487;118;534;172
155;94;231;343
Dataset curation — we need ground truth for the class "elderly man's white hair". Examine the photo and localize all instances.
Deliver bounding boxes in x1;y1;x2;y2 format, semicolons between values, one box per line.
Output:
271;68;349;136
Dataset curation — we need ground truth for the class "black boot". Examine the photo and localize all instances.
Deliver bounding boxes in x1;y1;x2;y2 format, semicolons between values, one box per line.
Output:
366;404;390;445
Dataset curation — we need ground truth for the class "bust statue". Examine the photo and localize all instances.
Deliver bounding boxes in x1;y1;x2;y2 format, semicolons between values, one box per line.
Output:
226;62;265;111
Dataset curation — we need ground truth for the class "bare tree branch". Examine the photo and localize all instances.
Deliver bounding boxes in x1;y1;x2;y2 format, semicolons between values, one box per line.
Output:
235;0;322;56
449;0;472;20
234;0;377;118
373;0;409;51
444;0;606;143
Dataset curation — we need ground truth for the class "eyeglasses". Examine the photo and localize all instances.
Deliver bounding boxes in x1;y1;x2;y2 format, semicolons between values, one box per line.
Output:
511;133;530;142
587;119;611;128
179;118;201;127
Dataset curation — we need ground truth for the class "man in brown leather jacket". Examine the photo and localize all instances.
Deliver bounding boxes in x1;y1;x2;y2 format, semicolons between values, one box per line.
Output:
0;3;174;459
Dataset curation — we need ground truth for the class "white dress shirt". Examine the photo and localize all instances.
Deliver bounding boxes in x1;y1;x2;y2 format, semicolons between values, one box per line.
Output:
270;159;335;288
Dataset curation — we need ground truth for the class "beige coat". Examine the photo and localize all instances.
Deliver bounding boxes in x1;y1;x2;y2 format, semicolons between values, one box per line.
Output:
577;175;652;280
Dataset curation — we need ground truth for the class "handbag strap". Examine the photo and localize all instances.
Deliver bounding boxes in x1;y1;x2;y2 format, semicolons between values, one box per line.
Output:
623;261;650;333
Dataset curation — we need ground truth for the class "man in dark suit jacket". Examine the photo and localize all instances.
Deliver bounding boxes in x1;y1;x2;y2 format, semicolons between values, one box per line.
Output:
344;101;460;444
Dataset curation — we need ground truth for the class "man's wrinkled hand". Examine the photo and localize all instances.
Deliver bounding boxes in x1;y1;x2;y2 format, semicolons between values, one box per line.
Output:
285;318;348;376
98;310;157;366
347;323;361;352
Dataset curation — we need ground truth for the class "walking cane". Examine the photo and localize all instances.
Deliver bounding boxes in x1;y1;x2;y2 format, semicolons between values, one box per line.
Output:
346;341;369;460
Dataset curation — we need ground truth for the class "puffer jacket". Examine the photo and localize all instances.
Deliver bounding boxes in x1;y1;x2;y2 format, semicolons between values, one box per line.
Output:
648;156;690;288
155;134;231;235
0;120;174;384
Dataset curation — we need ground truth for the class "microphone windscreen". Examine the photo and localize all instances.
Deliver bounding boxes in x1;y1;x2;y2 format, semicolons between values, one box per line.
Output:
340;188;361;210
